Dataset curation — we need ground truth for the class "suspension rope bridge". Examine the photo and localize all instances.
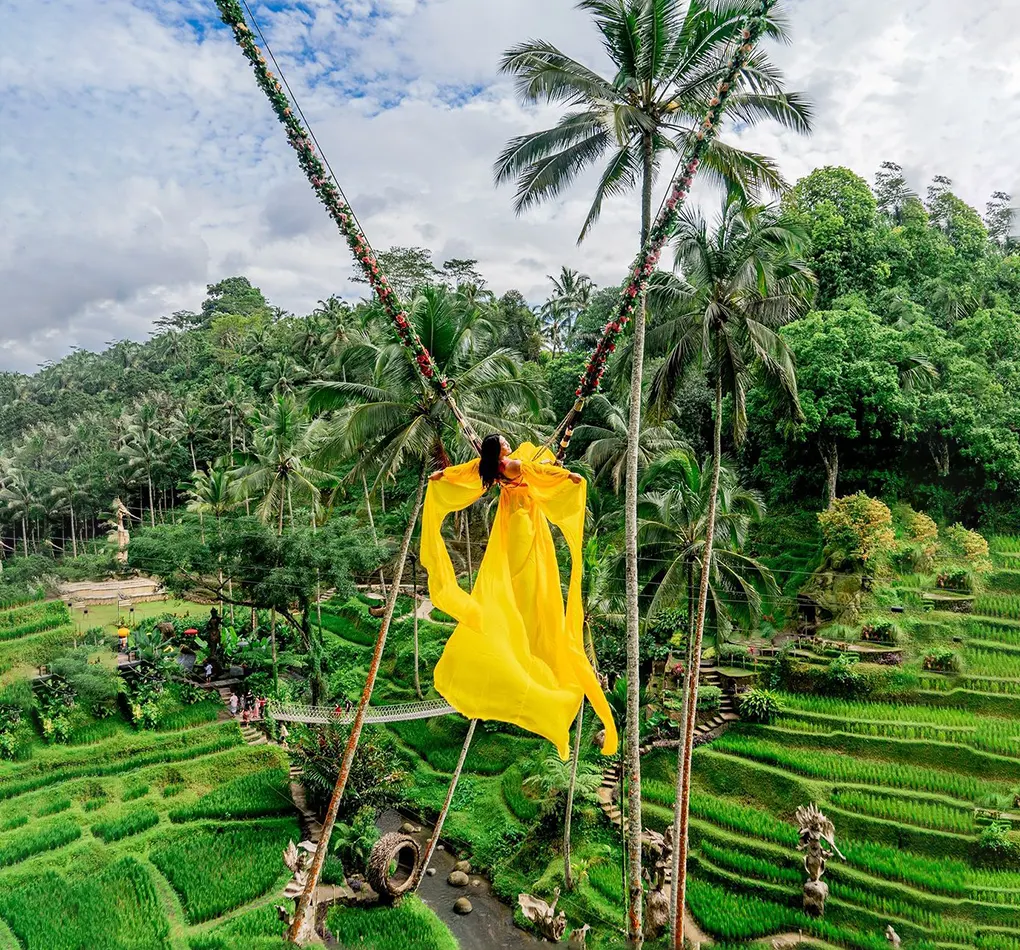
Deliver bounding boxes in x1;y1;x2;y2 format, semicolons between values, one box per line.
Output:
268;698;455;725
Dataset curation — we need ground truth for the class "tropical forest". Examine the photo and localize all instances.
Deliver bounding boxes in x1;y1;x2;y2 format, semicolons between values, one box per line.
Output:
1;2;1019;950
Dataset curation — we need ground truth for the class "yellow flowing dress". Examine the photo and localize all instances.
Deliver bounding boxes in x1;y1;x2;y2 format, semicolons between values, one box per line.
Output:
420;442;618;761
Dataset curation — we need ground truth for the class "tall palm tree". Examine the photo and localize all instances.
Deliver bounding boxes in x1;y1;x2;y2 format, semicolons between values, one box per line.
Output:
49;483;83;558
173;402;207;473
645;194;812;947
292;285;543;936
215;375;250;458
234;393;332;536
579;394;689;494
638;451;774;644
548;266;594;349
497;8;809;937
0;469;36;558
120;428;169;528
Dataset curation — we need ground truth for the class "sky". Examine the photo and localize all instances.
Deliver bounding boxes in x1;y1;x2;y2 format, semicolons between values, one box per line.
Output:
0;0;1018;372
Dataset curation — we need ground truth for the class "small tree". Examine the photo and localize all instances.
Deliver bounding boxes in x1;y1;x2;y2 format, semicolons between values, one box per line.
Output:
818;493;895;570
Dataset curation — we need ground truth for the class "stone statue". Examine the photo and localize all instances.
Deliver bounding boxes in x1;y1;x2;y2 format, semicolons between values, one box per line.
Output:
641;827;672;939
885;925;901;948
518;889;567;942
108;498;134;564
206;607;223;662
277;839;318;942
795;803;844;917
567;923;591;949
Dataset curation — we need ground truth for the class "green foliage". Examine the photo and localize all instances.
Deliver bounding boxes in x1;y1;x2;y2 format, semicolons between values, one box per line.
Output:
818;493;895;568
823;652;871;697
731;689;776;724
91;806;160;842
697;684;723;711
977;821;1020;868
168;768;291;822
331;805;380;877
0;816;81;866
830;788;973;834
325;896;458;950
0;857;171;950
709;732;997;802
150;818;298;923
922;646;961;673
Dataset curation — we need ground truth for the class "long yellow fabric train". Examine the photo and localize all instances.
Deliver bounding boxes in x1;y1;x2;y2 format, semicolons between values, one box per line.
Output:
420;442;618;761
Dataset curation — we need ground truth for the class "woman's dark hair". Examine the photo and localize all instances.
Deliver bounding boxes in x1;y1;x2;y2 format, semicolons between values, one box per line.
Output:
479;434;503;489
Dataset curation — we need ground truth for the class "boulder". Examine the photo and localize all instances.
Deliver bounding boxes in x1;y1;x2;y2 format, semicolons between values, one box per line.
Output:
426;867;436;877
400;822;419;834
454;860;472;874
447;871;470;887
453;898;473;915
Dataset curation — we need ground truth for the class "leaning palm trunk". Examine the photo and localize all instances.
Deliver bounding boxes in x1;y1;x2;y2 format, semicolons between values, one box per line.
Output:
412;554;422;699
287;465;427;944
416;717;477;888
621;133;655;946
69;501;78;558
671;373;724;948
563;704;584;890
668;574;698;940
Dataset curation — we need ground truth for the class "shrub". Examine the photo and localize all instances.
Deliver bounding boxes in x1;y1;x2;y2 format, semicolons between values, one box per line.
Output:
738;689;783;723
860;620;899;643
822;653;871;697
977;821;1020;868
942;523;992;571
697;685;724;712
331;805;380;877
923;647;961;673
124;783;150;801
937;568;974;593
91;806;160;842
818;493;895;568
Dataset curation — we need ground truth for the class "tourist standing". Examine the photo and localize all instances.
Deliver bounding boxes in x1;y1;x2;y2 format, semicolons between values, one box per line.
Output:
229;692;239;717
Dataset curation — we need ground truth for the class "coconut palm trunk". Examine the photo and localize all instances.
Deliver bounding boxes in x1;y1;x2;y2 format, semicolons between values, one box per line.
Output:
671;370;724;948
287;464;427;944
69;500;78;558
412;554;422;699
147;474;156;527
563;704;584;890
21;516;28;558
621;131;655;945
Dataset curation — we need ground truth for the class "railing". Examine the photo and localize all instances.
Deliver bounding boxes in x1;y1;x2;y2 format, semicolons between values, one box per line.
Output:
267;698;456;725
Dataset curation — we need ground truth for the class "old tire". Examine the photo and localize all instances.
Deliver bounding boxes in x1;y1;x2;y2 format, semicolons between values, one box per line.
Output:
367;832;421;901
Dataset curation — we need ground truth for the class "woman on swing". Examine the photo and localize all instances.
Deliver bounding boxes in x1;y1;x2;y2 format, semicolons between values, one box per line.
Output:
421;434;618;760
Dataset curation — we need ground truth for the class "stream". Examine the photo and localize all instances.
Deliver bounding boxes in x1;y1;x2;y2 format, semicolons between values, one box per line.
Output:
376;810;542;950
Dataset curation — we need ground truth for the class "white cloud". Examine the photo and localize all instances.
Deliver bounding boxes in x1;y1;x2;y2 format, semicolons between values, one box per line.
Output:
0;0;1017;371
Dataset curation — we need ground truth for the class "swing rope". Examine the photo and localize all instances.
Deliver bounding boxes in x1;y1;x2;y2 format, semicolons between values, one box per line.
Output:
216;0;482;454
214;0;775;465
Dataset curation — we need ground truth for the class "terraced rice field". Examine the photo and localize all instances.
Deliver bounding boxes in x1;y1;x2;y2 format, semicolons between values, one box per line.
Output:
0;600;301;950
677;538;1020;948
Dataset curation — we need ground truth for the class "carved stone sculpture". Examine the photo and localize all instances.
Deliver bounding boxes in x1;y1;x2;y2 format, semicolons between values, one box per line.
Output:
108;498;133;564
567;923;591;949
641;827;672;939
277;839;318;943
885;925;901;948
795;803;844;917
518;889;567;942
